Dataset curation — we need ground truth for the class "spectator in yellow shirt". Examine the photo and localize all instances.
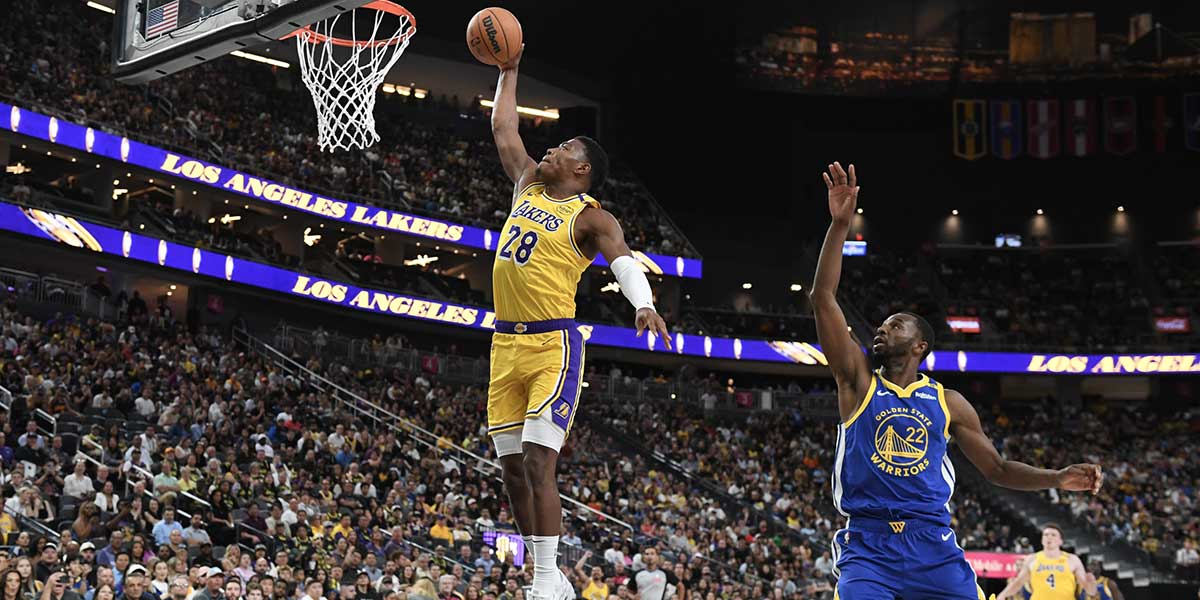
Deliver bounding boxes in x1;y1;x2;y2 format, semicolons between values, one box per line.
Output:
0;511;16;537
574;553;608;600
331;515;354;541
429;515;453;545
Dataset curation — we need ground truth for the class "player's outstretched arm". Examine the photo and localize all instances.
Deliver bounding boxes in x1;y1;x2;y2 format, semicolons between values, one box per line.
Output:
946;389;1104;493
993;556;1034;600
490;44;537;193
1068;555;1088;596
576;207;671;349
809;162;871;419
1108;577;1125;600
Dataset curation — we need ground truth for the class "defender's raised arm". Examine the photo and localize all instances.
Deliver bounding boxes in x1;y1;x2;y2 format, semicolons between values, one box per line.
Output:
809;162;871;419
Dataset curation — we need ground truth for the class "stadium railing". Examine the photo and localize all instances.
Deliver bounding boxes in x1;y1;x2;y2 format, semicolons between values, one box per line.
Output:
0;266;114;321
275;323;840;417
257;327;780;583
231;327;636;534
77;435;212;521
33;408;57;438
0;267;41;302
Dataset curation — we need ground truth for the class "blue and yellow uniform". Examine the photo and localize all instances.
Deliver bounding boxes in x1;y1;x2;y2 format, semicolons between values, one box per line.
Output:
487;182;597;438
1029;552;1077;600
1081;576;1115;600
831;368;983;600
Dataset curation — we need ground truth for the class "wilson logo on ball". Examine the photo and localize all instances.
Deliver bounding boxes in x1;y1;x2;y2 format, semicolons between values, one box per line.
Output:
482;15;501;53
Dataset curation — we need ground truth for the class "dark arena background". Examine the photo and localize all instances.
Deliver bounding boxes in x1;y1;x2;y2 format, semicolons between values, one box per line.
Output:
0;1;1198;600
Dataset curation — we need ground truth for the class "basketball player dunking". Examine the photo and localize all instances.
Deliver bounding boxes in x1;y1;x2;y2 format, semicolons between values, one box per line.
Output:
995;524;1089;600
487;45;671;600
810;162;1104;600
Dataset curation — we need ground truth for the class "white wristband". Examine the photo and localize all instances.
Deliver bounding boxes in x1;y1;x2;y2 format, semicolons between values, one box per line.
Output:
610;255;655;312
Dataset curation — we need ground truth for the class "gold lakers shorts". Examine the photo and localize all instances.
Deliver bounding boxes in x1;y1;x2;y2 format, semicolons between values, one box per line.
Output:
487;319;586;438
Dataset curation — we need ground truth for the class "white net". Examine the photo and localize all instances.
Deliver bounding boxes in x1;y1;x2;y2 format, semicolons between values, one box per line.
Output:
294;5;415;152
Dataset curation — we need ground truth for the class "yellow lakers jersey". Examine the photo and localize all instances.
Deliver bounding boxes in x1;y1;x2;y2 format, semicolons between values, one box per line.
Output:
1030;551;1076;600
492;182;598;322
581;580;608;600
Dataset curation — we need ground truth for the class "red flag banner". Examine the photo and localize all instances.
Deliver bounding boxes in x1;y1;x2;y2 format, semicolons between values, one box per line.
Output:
1027;99;1060;159
1145;95;1180;153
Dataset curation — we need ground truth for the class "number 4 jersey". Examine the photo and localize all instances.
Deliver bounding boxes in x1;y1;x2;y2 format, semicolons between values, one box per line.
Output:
492;182;599;322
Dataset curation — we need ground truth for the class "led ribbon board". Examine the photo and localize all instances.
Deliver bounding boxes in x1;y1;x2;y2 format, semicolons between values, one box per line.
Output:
1;102;703;279
1;201;1197;374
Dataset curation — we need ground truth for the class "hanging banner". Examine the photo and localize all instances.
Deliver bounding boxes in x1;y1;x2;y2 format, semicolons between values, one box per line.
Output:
1026;99;1060;159
990;100;1023;159
1103;96;1138;155
953;100;987;160
1148;95;1175;153
1066;98;1098;157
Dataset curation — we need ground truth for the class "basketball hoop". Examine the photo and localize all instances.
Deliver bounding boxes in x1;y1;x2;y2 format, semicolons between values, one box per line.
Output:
287;1;416;152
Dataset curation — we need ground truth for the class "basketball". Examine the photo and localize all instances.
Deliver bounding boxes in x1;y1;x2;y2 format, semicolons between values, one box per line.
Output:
466;7;522;66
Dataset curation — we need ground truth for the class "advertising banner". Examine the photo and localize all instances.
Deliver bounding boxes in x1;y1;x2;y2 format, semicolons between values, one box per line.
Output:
0;102;702;279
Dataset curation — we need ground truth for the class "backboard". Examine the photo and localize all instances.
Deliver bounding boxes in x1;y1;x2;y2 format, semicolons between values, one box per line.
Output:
112;0;371;84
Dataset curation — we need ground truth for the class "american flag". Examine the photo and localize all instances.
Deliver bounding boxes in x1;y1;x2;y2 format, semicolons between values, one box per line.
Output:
145;0;180;37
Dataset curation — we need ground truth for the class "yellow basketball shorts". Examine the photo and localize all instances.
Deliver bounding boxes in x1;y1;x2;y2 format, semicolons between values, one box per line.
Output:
487;319;586;438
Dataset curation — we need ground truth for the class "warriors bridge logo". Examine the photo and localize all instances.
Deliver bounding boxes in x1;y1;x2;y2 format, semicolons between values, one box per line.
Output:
872;407;933;477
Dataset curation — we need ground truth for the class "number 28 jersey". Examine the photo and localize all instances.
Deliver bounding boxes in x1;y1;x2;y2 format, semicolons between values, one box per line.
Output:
492;182;599;322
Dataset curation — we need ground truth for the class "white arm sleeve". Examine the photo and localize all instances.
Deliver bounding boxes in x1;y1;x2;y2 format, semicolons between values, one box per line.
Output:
610;255;655;312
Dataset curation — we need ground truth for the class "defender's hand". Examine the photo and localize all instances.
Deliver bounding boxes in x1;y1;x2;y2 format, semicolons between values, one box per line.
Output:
499;43;525;71
822;161;859;224
635;307;671;349
1057;464;1103;494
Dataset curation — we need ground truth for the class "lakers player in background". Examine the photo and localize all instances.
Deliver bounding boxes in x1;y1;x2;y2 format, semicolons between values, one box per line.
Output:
995;524;1090;600
810;162;1104;599
487;45;670;600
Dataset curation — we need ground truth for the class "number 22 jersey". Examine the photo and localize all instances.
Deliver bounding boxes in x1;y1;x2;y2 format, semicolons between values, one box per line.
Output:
832;369;956;525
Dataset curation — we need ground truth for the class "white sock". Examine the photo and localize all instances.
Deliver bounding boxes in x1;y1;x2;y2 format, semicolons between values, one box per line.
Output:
531;535;560;595
522;535;536;563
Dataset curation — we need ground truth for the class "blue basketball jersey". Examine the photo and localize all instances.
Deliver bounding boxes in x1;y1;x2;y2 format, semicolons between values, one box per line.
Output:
832;368;955;525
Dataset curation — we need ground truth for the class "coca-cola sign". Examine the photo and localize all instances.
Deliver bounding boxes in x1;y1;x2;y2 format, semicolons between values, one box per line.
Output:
1155;317;1191;333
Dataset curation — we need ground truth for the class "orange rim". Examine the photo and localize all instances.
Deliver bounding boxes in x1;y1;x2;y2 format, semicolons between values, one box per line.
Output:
284;0;416;49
